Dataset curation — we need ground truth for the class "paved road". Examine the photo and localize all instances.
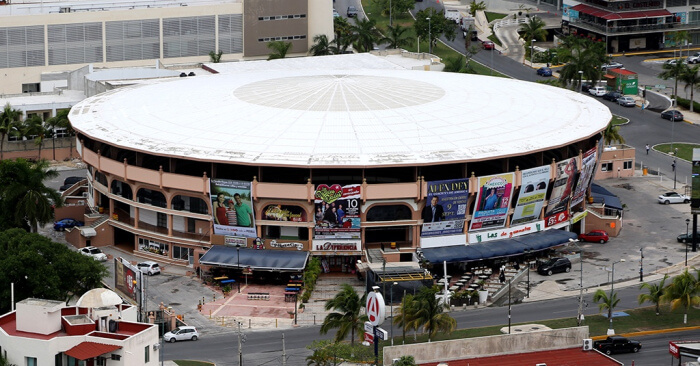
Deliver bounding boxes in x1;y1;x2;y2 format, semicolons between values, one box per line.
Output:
613;329;700;366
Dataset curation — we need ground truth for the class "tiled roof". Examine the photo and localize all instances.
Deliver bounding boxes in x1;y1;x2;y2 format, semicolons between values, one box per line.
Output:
421;347;623;366
65;341;122;361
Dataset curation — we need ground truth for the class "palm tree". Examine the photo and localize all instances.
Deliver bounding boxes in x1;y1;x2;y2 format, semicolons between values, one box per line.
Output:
468;0;486;16
208;50;223;63
661;269;700;324
0;159;63;232
0;103;22;160
267;41;293;60
380;24;410;50
333;17;355;54
47;109;74;159
409;287;456;342
638;274;669;315
558;37;607;90
309;34;337;56
680;64;700;112
659;60;689;106
22;114;47;160
320;284;367;346
602;121;625;145
519;16;547;61
443;55;465;73
593;288;620;321
393;292;417;344
351;18;379;53
394;356;416;366
671;30;690;56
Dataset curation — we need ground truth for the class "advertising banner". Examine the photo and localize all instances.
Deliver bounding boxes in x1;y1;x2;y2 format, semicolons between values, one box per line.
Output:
314;184;361;239
468;220;544;244
545;157;578;227
511;165;551;226
692;148;700;211
262;204;307;222
421;178;469;237
469;173;514;231
572;148;597;206
210;179;257;238
114;258;137;301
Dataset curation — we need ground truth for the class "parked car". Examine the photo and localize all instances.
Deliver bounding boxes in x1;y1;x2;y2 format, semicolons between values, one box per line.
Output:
579;230;609;243
589;86;606;96
137;261;161;275
602;91;622;102
665;58;686;65
482;40;495;50
678;232;700;243
79;246;108;261
164;326;199;343
53;218;84;231
658;191;690;204
617;96;636;107
445;9;461;23
661;109;684;121
593;336;641;355
346;6;358;17
537;257;572;276
601;62;623;71
63;176;85;186
687;52;700;64
536;67;552;77
581;82;592;93
332;9;340;17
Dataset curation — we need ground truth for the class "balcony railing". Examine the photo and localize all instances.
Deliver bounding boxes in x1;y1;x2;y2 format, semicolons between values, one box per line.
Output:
137;221;169;235
571;19;700;35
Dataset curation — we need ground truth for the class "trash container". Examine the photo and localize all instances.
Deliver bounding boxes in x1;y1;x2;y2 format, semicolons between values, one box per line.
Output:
643;167;648;176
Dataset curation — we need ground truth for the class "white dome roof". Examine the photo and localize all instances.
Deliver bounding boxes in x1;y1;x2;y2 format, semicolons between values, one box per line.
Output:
76;288;123;308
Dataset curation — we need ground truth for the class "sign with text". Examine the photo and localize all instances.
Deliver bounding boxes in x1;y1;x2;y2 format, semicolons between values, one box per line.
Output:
314;184;361;239
572;148;597;207
469;173;514;231
421;178;468;237
311;240;360;252
262;204;307;222
692;148;700;210
545;157;577;227
468;220;544;243
210;179;256;238
511;165;550;226
224;236;247;248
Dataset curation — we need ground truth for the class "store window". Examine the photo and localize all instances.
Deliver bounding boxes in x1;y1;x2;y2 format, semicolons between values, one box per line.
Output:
600;162;613;171
173;245;194;260
623;161;632;170
366;204;412;222
139;238;169;256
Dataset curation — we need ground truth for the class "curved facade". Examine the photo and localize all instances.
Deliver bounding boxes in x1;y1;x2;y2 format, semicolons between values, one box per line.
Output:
68;63;612;271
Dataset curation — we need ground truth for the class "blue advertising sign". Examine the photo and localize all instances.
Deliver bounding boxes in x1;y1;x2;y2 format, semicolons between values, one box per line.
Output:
421;179;469;237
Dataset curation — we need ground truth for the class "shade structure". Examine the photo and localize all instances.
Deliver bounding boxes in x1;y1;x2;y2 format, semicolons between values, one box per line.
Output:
65;342;121;360
590;183;623;210
199;245;310;271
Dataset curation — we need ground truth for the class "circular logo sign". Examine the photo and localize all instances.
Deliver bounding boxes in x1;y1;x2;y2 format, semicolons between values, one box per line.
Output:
365;292;386;326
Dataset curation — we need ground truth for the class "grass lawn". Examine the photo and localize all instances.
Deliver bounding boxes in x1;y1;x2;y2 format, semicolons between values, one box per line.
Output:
653;143;700;161
484;12;508;23
174;361;215;366
611;115;628;126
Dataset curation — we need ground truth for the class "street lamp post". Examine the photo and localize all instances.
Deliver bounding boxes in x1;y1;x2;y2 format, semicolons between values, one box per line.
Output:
608;259;626;335
390;281;397;346
524;248;531;298
530;39;536;67
389;0;392;27
578;70;583;93
639;248;644;282
426;17;431;55
569;238;584;326
236;244;241;293
687;218;691;266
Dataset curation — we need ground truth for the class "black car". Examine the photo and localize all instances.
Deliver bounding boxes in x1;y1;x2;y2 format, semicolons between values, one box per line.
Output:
581;83;592;93
537;257;572;276
63;176;85;186
594;336;641;355
678;232;700;243
661;109;684;121
602;91;622;102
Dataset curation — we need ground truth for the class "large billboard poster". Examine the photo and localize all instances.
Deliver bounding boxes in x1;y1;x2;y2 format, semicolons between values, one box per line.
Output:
421;178;469;237
314;184;361;239
511;165;551;226
545;157;578;227
692;148;700;211
469;173;514;231
572;148;597;206
114;258;137;301
210;179;257;238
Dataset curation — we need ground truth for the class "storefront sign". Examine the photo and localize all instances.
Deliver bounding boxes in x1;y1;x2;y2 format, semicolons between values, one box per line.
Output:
312;240;360;252
570;211;588;225
545;158;577;228
224;236;247;248
270;240;303;250
366;292;386;326
546;211;570;228
511;165;550;226
572;148;597;207
468;220;544;243
210;179;257;238
470;173;514;231
421;178;469;238
262;204;306;222
314;184;361;239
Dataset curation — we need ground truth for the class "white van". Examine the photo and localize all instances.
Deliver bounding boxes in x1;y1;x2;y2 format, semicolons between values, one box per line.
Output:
589;86;606;97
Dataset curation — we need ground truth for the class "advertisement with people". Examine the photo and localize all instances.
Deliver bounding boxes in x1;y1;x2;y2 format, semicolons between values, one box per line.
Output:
511;165;551;226
421;178;469;237
469;173;514;231
545;157;578;227
314;184;361;239
572;148;597;206
210;179;257;238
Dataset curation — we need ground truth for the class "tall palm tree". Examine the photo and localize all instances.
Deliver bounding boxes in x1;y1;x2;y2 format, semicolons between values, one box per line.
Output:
602;121;625;145
47;109;74;159
659;61;689;106
393;292;417;344
681;64;700;112
0;103;22;160
443;55;465;73
593;288;620;320
22;114;47;160
333;17;355;54
671;30;690;56
409;287;456;342
380;24;410;50
558;38;606;90
519;16;547;60
638;274;669;315
267;41;293;60
351;18;379;53
468;0;486;16
320;284;368;346
309;34;337;56
661;269;700;324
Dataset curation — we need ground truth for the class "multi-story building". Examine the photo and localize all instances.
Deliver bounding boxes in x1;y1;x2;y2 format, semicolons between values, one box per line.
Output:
562;0;700;52
0;0;333;94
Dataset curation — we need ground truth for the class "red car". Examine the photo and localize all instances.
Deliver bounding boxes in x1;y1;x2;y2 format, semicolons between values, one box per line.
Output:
579;230;609;243
482;40;495;50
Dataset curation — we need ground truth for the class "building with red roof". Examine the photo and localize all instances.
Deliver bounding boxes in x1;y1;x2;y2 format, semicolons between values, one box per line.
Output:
420;347;623;366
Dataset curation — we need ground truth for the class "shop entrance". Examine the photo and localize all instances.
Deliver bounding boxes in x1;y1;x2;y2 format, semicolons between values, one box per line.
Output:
318;255;359;273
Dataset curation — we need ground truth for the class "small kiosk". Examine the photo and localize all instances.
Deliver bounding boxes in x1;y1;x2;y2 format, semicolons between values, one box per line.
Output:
605;68;639;95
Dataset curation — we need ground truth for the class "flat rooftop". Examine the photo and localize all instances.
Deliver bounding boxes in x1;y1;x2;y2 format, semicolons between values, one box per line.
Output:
0;0;239;16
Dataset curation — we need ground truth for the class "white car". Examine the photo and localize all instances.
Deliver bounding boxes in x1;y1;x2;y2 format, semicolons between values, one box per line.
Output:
589;86;606;96
658;191;690;204
79;246;108;261
688;52;700;64
137;261;161;275
601;62;623;71
163;326;199;342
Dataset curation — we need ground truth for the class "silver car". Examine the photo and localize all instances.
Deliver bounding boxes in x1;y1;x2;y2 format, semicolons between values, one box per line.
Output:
163;326;199;342
617;96;635;107
79;246;108;261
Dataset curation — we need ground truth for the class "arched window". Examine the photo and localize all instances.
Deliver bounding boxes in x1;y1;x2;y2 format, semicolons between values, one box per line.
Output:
110;179;133;200
172;195;208;214
136;188;167;208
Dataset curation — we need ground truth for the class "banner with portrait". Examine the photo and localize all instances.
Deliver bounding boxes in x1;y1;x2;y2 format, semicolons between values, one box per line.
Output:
469;173;514;231
314;184;361;239
421;178;469;237
210;179;257;238
545;157;578;227
511;165;551;226
571;148;597;207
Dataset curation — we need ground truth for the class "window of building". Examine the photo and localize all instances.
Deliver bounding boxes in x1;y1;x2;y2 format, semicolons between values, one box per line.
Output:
600;162;613;171
26;357;37;366
366;205;413;221
623;161;632;169
145;345;150;362
157;212;167;228
139;238;169;256
22;83;40;93
173;245;194;260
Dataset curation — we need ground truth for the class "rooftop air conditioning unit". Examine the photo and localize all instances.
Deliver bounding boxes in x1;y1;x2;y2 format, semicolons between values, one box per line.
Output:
535;364;547;366
583;338;593;351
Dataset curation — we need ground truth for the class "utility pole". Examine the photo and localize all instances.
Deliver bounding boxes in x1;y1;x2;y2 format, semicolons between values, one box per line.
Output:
237;321;245;366
508;279;511;334
282;333;286;366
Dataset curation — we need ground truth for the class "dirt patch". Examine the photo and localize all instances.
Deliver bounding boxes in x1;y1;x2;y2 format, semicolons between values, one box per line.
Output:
613;183;634;190
555;278;573;284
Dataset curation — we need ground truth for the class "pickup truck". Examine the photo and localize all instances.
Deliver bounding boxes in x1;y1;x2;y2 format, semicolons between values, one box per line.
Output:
593;336;641;355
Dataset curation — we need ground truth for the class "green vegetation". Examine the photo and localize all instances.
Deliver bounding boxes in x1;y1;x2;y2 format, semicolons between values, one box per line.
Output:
484;11;507;23
320;283;368;346
654;143;700;161
487;33;502;47
611;115;628;126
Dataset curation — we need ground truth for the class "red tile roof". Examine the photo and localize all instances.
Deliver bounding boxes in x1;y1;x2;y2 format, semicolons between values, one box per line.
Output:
65;342;122;360
420;347;623;366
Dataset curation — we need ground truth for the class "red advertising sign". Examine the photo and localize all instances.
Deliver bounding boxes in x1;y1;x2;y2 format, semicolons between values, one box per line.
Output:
669;341;679;358
364;332;374;344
